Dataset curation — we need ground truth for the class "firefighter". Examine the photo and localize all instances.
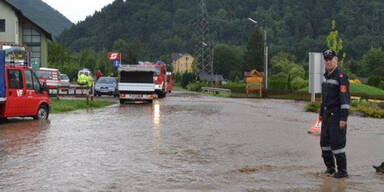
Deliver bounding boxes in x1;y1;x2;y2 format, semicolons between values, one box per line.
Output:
319;50;350;178
86;74;94;88
77;72;87;86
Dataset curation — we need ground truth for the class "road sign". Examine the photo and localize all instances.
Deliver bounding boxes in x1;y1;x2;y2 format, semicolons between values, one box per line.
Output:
113;60;120;68
108;52;120;61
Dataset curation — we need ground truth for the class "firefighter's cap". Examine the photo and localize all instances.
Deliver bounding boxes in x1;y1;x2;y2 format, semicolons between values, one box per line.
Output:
323;50;336;60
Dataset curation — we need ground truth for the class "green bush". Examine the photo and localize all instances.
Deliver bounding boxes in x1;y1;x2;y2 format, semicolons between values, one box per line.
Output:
305;102;320;112
368;76;384;88
291;77;308;90
180;72;196;88
186;81;209;92
222;82;246;93
379;81;384;90
269;79;287;90
353;104;384;118
307;100;384;118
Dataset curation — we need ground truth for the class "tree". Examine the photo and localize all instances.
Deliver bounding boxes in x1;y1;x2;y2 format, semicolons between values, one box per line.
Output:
213;44;244;78
243;27;264;72
327;20;346;67
362;48;384;77
112;39;147;64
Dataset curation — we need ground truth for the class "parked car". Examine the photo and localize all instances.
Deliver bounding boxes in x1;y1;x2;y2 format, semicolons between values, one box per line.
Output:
94;77;118;97
59;73;70;87
35;68;60;88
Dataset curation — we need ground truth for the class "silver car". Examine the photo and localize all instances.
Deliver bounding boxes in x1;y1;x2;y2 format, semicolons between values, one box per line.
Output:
59;74;70;87
94;77;118;97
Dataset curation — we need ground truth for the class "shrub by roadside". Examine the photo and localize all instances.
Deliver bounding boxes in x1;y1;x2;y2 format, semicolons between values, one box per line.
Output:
305;100;384;118
305;102;321;112
186;81;209;92
222;82;246;93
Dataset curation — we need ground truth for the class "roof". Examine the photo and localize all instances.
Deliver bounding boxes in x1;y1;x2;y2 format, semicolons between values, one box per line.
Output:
198;72;225;82
1;0;53;40
38;67;58;71
172;53;183;61
118;65;159;73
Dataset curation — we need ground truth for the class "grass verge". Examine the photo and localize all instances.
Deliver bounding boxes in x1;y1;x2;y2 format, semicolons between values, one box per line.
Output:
50;99;115;114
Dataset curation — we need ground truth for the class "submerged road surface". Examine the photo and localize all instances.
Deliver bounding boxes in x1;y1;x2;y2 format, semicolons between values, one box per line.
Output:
0;91;383;192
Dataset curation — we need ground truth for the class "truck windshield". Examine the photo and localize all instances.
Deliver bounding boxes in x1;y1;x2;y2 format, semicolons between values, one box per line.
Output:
120;72;154;83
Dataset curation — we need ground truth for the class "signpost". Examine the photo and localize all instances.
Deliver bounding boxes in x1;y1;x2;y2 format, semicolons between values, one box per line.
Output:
108;52;121;68
108;52;120;61
309;52;325;102
113;60;120;68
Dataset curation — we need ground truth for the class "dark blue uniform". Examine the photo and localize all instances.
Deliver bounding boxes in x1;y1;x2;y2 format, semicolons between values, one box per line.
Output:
319;67;350;176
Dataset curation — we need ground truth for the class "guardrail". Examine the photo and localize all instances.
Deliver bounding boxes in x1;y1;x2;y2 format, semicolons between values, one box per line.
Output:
201;87;231;95
49;85;95;104
48;85;91;97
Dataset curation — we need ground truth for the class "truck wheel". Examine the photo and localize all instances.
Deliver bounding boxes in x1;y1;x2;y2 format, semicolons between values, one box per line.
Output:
34;105;49;120
158;91;166;98
120;99;125;104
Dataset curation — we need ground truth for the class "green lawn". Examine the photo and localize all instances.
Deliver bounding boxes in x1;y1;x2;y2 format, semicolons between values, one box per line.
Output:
299;84;384;97
50;99;115;113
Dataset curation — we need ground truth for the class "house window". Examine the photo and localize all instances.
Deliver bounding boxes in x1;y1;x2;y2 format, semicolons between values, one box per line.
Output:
0;20;5;32
23;27;41;43
23;24;41;67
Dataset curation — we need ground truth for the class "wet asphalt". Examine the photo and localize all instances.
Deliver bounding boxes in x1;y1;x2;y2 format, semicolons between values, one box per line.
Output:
0;91;383;192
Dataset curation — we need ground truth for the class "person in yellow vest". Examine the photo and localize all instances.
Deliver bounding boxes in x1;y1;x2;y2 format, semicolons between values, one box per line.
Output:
77;72;87;86
87;74;94;88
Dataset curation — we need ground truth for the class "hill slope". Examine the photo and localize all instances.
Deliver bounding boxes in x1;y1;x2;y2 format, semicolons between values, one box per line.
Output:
58;0;384;61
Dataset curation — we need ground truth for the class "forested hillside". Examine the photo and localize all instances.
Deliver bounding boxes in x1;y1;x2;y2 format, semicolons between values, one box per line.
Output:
7;0;73;37
58;0;384;61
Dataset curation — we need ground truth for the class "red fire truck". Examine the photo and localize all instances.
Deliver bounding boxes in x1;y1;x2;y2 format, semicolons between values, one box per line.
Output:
0;45;50;120
140;61;168;98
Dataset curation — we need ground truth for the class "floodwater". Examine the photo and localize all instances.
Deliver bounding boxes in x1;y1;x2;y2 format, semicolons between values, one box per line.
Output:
0;91;383;192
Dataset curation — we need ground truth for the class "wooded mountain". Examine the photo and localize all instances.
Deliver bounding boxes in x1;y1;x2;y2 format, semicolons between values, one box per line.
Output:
58;0;384;62
7;0;73;37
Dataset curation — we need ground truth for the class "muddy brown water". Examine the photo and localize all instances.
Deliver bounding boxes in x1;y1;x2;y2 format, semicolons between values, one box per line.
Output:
0;91;383;192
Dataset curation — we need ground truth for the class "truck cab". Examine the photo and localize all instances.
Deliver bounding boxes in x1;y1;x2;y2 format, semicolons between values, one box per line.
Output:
0;45;50;120
140;62;168;98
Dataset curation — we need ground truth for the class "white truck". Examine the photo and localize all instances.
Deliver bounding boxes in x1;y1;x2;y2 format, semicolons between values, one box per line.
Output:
118;65;158;104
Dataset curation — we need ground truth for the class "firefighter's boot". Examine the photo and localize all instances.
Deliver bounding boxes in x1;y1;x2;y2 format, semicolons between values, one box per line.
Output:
322;151;335;175
334;153;348;179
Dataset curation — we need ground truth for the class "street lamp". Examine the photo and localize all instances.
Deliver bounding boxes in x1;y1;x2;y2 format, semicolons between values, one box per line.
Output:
248;17;269;89
202;42;214;88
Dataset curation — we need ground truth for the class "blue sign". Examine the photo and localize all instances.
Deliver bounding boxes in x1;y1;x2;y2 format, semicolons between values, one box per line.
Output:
113;60;120;68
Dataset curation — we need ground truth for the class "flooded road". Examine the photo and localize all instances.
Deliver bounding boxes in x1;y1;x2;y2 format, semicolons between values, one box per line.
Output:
0;91;383;192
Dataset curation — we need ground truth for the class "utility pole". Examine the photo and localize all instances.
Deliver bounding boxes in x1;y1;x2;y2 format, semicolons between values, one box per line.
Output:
264;29;268;89
248;18;269;89
210;43;214;88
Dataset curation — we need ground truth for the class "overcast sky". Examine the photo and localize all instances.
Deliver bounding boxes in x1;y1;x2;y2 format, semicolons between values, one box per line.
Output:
41;0;115;23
